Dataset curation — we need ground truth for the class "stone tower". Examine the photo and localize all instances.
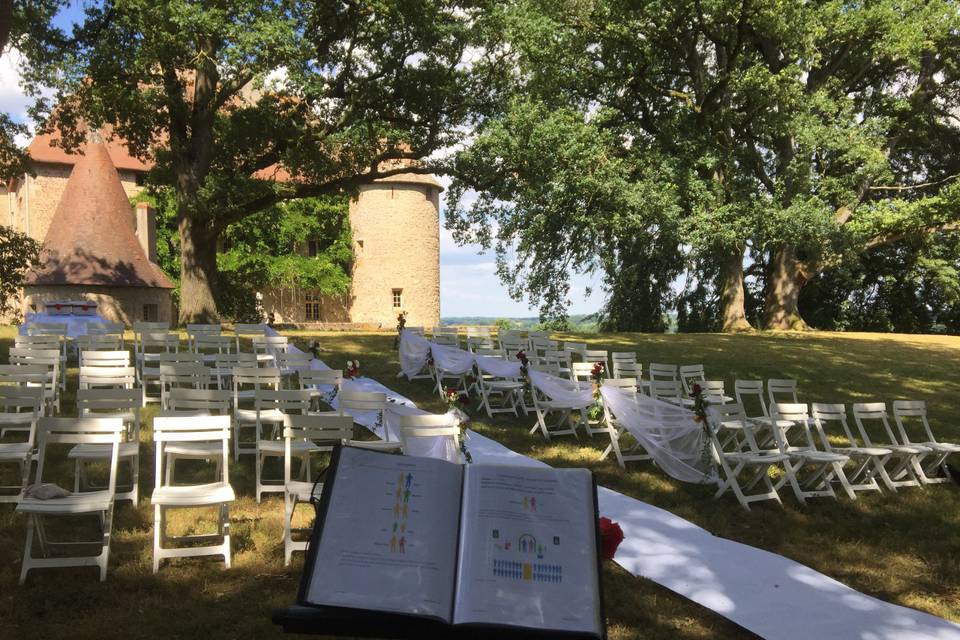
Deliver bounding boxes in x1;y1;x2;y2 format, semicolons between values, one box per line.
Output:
347;172;442;328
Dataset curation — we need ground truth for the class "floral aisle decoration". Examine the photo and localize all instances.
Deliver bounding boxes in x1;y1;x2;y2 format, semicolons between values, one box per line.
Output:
445;387;473;463
344;360;360;379
587;361;606;421
598;516;625;561
394;310;407;348
690;383;716;483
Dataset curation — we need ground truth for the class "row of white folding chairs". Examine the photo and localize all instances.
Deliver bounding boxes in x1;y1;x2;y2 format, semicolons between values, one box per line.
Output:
11;403;461;582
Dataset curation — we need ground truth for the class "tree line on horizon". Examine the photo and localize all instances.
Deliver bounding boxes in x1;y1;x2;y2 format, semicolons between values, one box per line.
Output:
1;1;958;334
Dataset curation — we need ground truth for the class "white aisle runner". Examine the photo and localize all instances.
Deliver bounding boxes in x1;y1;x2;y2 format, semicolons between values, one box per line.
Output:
465;431;960;640
284;331;960;640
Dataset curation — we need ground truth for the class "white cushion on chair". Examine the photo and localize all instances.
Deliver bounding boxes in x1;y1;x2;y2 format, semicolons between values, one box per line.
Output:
152;482;235;507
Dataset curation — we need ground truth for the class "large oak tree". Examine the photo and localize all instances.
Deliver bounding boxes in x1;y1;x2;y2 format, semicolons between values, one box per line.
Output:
22;0;498;322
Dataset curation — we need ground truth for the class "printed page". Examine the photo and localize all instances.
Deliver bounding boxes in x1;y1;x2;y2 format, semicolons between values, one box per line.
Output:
305;446;463;623
452;465;602;636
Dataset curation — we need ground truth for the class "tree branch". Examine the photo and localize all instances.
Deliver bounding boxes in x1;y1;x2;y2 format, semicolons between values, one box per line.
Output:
864;221;960;250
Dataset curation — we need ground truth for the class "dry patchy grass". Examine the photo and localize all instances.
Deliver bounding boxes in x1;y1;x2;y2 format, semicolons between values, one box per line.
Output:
1;328;959;639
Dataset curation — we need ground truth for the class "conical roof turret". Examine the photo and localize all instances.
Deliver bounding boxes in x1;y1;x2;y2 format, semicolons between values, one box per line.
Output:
24;142;173;288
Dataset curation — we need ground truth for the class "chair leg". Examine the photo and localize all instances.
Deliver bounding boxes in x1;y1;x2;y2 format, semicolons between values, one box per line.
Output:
284;493;295;566
221;503;232;570
153;505;162;573
19;515;36;585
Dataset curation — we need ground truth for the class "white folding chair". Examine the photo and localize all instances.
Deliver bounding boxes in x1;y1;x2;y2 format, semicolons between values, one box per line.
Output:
733;379;791;449
0;387;42;503
582;349;609;371
79;350;131;368
678;364;705;394
22;326;67;389
282;415;353;565
136;332;180;400
276;351;314;388
192;333;234;365
255;389;312;502
648;363;678;395
892;400;959;485
432;332;460;348
186;323;222;350
810;403;889;495
474;350;524;418
767;379;799;405
151;415;234;572
466;335;496;353
542;350;572;379
212;352;258;390
87;321;125;343
852;402;929;490
79;366;137;391
398;413;461;459
299;368;343;411
162;389;233;484
234;323;267;353
599;379;649;467
72;388;142;503
529;367;583;440
75;334;123;353
769;402;855;502
159;363;214;410
232;367;281;461
17;417;124;583
649;379;688;406
563;341;587;362
253;335;289;366
338;390;399;450
611;352;637;379
709;404;792;510
0;365;51;426
8;348;60;411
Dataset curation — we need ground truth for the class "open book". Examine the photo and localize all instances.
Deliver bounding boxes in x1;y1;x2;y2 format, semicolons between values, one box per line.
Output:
276;445;605;639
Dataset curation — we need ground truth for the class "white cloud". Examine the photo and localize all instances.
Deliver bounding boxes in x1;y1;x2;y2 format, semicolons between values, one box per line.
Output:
0;49;31;123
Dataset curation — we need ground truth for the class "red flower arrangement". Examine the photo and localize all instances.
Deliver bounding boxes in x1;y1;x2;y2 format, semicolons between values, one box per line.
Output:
444;387;470;408
344;360;360;379
598;517;624;561
590;361;606;384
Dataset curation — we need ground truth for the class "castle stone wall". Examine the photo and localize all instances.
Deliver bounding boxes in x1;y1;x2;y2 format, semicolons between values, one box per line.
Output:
22;285;173;326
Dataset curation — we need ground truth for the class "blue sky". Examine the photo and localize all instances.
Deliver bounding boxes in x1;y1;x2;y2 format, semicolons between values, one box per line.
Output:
1;5;607;319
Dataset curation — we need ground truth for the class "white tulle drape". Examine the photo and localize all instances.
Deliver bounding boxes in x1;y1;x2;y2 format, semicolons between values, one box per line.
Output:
600;385;717;483
399;329;432;379
430;342;475;375
528;370;595;408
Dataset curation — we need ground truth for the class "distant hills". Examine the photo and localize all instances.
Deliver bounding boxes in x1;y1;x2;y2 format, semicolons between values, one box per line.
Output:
440;315;600;332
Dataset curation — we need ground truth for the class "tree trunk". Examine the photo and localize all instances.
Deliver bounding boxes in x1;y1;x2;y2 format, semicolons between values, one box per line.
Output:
178;213;219;324
718;244;753;332
764;246;809;330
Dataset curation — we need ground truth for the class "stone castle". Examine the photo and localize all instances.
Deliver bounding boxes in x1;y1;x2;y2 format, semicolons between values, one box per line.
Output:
2;134;441;328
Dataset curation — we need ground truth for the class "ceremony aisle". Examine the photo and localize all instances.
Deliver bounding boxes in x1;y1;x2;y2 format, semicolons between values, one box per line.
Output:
330;367;960;640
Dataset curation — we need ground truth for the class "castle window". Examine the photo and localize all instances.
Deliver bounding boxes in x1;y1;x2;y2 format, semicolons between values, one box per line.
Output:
142;303;159;322
305;292;321;321
392;289;403;309
307;239;319;257
425;186;433;200
135;172;147;187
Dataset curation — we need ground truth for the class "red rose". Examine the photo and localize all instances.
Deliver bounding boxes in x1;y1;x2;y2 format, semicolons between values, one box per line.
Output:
598;517;624;561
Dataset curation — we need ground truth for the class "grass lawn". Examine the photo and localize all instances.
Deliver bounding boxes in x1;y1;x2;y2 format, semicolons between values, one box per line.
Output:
1;326;959;639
